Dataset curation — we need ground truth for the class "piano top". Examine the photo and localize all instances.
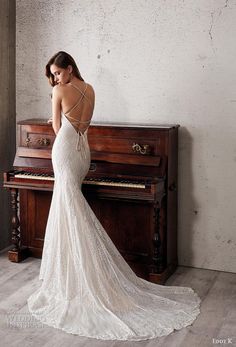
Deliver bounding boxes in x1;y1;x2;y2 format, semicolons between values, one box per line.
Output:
17;118;180;130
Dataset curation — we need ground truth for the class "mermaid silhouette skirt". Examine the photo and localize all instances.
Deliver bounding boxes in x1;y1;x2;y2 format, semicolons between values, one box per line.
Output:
27;115;201;341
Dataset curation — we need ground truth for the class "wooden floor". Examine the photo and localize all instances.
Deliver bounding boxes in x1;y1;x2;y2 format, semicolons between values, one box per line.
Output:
0;251;235;347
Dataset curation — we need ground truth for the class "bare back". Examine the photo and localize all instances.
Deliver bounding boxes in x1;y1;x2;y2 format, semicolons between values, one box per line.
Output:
60;80;95;133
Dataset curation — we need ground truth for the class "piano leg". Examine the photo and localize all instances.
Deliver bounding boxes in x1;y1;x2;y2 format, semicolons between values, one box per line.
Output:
8;188;29;262
149;197;177;284
148;202;165;275
152;203;164;273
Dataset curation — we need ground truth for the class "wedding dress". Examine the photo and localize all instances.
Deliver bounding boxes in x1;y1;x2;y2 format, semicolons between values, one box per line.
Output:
27;83;201;341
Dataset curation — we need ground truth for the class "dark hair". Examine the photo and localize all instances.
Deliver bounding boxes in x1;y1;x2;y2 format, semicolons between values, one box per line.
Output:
45;51;84;86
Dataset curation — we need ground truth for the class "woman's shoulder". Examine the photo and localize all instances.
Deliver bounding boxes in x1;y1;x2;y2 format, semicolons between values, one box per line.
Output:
51;84;63;100
86;82;95;97
52;83;73;98
85;82;94;90
52;83;64;95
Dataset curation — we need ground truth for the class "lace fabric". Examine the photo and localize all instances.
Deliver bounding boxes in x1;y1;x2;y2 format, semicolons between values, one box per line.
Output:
27;114;201;340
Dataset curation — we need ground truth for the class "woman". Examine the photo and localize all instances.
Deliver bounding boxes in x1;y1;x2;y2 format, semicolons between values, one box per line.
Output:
27;51;200;341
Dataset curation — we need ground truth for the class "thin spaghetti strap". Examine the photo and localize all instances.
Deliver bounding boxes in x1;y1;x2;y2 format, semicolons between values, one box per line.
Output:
70;83;92;106
64;84;88;116
66;114;90;124
70;82;87;95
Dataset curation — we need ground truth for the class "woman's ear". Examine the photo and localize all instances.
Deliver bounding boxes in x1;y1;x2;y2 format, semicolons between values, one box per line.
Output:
68;65;73;74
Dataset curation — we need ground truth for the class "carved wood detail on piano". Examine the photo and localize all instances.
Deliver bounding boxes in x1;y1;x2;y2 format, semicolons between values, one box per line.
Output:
8;188;29;262
151;202;163;274
132;142;151;155
10;188;20;251
3;119;179;284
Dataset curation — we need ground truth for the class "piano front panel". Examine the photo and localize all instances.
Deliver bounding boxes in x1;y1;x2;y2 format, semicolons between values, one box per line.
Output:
85;198;155;263
19;124;55;149
89;135;160;156
20;188;167;279
15;122;166;169
88;126;169;157
20;190;51;256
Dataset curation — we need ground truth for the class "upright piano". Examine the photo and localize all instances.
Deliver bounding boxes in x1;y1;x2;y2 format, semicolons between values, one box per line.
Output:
3;119;179;284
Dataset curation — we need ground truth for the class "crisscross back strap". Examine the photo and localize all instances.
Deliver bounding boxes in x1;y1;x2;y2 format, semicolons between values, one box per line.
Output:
70;83;93;106
64;83;88;116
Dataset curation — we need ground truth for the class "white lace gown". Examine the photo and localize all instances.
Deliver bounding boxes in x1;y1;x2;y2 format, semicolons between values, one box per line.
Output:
27;114;201;341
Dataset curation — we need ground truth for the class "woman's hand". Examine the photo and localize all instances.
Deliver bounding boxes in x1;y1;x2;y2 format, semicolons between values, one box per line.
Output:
47;118;53;123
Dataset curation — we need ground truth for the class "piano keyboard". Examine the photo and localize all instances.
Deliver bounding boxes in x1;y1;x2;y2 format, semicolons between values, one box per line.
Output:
83;177;145;189
15;173;54;181
14;172;146;189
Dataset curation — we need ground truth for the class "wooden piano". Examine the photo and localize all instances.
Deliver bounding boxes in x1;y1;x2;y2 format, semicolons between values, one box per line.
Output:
3;119;179;284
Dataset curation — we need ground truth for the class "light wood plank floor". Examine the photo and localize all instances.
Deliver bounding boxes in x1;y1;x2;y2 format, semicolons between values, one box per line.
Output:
0;251;235;347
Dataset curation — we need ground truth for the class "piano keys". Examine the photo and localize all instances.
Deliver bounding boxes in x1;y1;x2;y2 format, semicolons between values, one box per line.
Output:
3;118;179;284
9;170;146;188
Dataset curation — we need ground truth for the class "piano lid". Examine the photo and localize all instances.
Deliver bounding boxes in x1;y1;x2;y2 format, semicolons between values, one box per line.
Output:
17;118;179;129
90;122;179;129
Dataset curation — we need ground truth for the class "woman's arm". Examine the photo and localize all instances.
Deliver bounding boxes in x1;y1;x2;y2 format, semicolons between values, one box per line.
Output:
51;85;62;135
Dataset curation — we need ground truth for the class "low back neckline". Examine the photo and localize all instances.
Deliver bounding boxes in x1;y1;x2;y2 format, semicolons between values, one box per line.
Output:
62;113;89;135
62;81;92;136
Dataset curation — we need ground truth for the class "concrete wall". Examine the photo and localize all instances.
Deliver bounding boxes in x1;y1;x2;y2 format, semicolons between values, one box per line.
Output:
16;0;236;273
0;0;16;250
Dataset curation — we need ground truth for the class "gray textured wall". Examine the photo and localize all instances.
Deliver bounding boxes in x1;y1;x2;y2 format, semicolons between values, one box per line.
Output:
0;0;16;250
16;0;236;273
